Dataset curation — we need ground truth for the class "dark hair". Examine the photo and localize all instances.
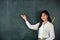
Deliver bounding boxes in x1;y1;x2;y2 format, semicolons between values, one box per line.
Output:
39;10;52;28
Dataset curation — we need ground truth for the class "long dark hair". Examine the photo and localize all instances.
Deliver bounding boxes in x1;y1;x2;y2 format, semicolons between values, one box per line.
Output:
39;10;52;28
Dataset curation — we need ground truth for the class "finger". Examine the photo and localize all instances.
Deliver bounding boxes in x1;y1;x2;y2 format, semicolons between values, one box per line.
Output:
21;15;24;18
21;15;24;16
20;15;22;17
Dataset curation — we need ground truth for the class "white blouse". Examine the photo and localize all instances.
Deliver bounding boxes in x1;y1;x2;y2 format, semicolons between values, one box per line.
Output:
25;20;55;40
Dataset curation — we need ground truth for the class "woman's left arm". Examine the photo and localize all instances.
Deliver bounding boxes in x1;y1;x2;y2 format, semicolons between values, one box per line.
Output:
46;24;55;40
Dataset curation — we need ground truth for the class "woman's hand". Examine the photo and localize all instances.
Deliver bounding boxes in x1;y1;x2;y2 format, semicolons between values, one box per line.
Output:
20;14;27;21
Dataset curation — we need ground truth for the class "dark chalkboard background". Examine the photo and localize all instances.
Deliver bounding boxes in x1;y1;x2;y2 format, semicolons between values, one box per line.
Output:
0;0;60;40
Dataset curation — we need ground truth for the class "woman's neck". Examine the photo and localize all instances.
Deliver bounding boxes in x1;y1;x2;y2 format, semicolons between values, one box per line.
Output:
43;20;48;24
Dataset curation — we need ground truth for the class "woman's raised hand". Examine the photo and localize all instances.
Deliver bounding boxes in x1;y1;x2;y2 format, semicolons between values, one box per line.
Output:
20;14;27;21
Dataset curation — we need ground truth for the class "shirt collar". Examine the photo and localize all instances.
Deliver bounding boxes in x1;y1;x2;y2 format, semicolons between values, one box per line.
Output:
42;21;49;25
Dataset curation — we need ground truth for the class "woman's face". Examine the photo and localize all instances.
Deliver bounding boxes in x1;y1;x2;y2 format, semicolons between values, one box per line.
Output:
41;13;48;21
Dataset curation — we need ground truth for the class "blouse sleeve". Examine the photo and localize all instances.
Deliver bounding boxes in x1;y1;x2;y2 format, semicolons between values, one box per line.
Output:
25;20;40;30
46;24;55;40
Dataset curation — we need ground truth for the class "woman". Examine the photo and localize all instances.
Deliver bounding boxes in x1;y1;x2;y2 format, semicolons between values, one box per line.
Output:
20;10;55;40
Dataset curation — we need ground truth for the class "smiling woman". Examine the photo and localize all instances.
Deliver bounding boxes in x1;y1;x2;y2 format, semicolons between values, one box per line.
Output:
20;10;55;40
0;0;60;40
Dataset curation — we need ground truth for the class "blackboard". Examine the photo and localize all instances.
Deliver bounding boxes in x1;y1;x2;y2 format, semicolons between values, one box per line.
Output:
0;0;60;40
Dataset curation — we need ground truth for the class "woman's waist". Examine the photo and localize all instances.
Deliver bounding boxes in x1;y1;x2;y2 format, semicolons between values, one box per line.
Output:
38;34;49;39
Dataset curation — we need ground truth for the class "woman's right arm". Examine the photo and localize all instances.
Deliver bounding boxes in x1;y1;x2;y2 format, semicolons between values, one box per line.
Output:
25;20;40;30
20;15;40;30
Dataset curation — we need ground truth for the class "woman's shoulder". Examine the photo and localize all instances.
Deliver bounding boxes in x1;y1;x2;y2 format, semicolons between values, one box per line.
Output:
48;22;54;27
